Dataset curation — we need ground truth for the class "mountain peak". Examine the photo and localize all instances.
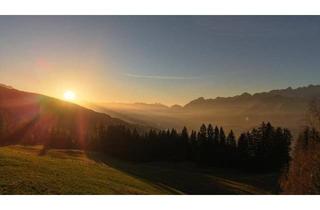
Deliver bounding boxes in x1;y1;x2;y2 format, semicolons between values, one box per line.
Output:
195;97;205;101
240;92;251;97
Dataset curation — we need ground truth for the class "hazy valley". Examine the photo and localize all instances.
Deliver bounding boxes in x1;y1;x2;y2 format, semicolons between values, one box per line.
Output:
89;85;320;136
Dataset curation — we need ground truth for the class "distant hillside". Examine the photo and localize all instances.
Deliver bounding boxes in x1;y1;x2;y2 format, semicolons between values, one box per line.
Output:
0;85;144;148
90;85;320;135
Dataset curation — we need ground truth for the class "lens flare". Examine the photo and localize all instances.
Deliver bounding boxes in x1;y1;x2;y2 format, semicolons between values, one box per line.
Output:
63;90;76;101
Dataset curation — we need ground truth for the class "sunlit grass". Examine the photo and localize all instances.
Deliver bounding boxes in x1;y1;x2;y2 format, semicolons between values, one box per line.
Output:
0;145;170;195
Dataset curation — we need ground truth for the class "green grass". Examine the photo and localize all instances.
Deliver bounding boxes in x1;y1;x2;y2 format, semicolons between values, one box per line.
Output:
0;145;171;194
0;145;278;195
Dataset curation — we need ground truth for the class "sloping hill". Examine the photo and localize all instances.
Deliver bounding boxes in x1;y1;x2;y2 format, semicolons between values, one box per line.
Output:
0;145;171;194
0;145;275;194
0;85;143;148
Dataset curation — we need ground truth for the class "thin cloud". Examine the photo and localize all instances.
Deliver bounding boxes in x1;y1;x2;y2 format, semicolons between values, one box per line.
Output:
125;73;202;80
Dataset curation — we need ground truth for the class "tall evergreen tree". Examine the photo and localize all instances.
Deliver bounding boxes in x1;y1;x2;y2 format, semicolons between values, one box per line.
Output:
219;127;226;146
207;124;214;144
227;130;236;148
180;126;189;160
213;126;220;145
189;130;198;161
238;133;249;166
198;124;207;143
226;130;237;166
181;127;189;141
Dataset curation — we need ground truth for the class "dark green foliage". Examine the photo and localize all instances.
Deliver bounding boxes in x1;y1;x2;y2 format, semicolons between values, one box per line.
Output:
214;126;220;145
219;127;226;146
238;133;249;164
198;124;207;145
237;122;292;172
207;124;214;144
93;122;291;173
227;130;236;148
189;130;197;160
0;114;291;173
179;127;189;160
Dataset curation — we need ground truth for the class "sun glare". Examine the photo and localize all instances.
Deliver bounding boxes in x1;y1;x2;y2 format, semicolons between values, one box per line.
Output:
63;90;76;101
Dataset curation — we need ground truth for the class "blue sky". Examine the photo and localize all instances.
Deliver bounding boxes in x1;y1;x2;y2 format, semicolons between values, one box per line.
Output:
0;16;320;105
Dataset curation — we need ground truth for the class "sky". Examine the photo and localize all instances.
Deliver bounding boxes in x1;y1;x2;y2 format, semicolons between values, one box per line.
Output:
0;16;320;105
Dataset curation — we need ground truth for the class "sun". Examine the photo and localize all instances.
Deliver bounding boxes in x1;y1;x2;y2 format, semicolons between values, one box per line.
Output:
63;90;76;101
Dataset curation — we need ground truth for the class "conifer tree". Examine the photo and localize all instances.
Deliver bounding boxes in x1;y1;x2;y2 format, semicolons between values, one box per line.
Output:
214;126;220;145
219;127;226;146
207;124;214;144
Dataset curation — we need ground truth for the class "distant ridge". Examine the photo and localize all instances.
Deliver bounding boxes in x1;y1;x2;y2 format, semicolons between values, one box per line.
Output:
94;84;320;110
184;84;320;109
91;84;320;135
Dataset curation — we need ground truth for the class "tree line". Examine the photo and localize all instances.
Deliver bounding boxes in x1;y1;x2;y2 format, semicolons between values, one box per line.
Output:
0;112;292;173
93;122;292;172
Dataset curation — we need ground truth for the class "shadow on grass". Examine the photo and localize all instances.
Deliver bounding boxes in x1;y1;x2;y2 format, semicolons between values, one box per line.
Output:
85;152;270;195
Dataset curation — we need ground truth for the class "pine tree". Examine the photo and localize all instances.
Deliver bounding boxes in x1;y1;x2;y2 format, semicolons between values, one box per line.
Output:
190;130;197;143
180;126;189;160
214;126;220;145
181;127;189;141
190;130;198;161
227;130;236;148
219;127;226;146
238;133;249;167
207;124;214;144
198;124;207;143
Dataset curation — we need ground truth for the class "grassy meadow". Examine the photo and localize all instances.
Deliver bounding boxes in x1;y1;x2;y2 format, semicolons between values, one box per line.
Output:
0;145;171;194
0;145;278;195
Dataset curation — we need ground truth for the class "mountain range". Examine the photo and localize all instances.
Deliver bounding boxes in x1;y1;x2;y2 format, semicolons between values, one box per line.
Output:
89;85;320;136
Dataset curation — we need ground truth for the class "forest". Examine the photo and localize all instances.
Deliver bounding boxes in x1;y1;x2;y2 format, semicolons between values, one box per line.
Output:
43;121;292;173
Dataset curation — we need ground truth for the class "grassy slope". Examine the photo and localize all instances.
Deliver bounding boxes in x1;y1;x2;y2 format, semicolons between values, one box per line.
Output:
0;146;171;194
90;157;277;195
0;145;277;195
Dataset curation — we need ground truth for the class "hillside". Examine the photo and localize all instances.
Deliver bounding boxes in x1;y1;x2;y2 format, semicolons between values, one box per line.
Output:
90;85;320;135
0;145;171;194
0;85;143;148
0;145;275;194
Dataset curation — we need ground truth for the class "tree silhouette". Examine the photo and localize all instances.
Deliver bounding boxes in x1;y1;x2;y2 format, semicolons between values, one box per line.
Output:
214;126;220;145
0;114;291;174
180;126;189;160
207;124;214;144
219;127;226;146
197;124;208;162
